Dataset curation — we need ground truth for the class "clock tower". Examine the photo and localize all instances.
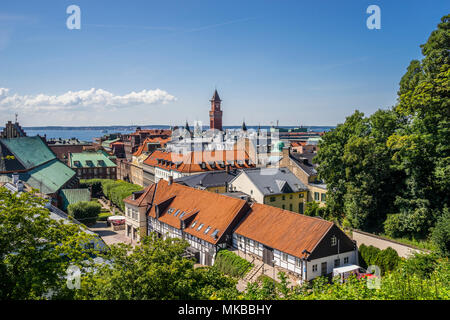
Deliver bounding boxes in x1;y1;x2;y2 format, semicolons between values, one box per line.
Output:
209;90;223;131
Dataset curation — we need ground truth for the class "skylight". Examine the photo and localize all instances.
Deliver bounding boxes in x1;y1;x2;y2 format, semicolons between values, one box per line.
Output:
174;209;181;217
197;223;204;231
167;208;174;214
204;226;211;234
211;229;219;238
191;221;197;228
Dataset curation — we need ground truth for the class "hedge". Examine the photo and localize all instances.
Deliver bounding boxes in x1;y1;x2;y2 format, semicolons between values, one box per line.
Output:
80;179;142;212
358;244;401;275
213;250;253;278
67;201;101;225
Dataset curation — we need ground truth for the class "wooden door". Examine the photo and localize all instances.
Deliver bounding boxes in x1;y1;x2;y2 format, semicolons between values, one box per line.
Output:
263;245;274;266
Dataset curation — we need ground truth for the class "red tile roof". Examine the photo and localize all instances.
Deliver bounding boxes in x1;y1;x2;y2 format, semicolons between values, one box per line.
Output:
133;137;171;157
234;203;333;258
146;180;248;244
143;149;254;173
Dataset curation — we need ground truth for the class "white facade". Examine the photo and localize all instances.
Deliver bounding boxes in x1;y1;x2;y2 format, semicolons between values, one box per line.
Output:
124;203;147;242
232;233;357;282
147;216;225;265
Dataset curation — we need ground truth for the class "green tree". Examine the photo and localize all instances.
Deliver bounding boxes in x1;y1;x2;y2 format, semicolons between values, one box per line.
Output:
75;233;238;300
0;187;99;299
431;207;450;257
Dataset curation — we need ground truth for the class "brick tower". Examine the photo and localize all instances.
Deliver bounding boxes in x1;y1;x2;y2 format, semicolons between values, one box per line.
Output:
209;90;223;131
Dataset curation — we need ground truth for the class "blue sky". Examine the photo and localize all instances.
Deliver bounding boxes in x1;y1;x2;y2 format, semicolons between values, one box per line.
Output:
0;0;448;126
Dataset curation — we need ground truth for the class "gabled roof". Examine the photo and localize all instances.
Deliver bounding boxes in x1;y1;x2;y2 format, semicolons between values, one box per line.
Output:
18;159;76;194
0;136;56;171
143;150;254;174
60;188;91;210
133;137;171;157
289;152;317;176
69;151;116;168
174;170;239;188
234;203;333;258
145;180;248;245
233;167;307;196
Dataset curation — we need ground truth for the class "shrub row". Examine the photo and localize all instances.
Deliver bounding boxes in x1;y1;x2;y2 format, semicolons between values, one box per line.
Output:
67;201;102;225
213;250;253;278
358;244;401;275
80;179;143;212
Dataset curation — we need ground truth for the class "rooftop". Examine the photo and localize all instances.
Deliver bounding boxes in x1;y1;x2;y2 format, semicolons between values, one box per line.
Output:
234;203;333;258
69;151;117;168
233;167;308;195
174;169;240;189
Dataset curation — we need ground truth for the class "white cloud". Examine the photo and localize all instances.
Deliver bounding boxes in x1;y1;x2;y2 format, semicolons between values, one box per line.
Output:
0;87;176;112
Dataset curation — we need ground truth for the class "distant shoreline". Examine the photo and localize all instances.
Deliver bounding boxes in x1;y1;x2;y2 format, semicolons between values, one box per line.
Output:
4;125;336;131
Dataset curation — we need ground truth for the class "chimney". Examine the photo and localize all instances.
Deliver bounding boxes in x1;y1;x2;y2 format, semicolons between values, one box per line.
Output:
168;176;173;185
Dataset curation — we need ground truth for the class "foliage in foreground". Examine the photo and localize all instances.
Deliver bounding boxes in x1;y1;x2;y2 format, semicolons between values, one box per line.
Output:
74;234;239;300
0;187;98;299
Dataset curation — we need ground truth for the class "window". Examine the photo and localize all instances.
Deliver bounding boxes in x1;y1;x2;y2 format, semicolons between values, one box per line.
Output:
289;204;293;211
204;226;211;234
331;235;337;246
295;258;302;268
314;192;319;201
344;257;349;264
270;197;275;202
282;253;288;261
174;210;181;217
282;195;285;201
282;204;285;209
312;264;318;272
211;229;219;238
197;223;204;231
289;194;292;199
299;193;304;198
334;259;340;268
191;221;197;228
321;193;326;202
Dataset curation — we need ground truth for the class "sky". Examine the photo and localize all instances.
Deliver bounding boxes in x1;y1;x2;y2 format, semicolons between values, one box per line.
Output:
0;0;448;127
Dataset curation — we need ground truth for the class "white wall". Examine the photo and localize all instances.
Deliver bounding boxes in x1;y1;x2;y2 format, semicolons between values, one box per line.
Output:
306;250;357;281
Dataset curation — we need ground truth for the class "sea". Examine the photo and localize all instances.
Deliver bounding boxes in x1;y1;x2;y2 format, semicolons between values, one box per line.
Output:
22;125;335;143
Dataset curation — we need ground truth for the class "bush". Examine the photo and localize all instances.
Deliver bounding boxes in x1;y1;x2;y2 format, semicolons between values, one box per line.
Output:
431;207;450;258
401;252;439;278
80;179;142;212
358;244;400;275
79;179;104;197
213;250;253;278
67;201;101;225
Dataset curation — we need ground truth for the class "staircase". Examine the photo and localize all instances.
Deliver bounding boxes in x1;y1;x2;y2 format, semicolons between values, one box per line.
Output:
244;260;264;282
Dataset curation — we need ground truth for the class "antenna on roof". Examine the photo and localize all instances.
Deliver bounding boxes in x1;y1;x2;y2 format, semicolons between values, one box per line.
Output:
15;113;18;123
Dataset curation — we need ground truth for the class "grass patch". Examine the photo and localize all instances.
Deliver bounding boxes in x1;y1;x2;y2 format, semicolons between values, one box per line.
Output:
98;211;112;221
